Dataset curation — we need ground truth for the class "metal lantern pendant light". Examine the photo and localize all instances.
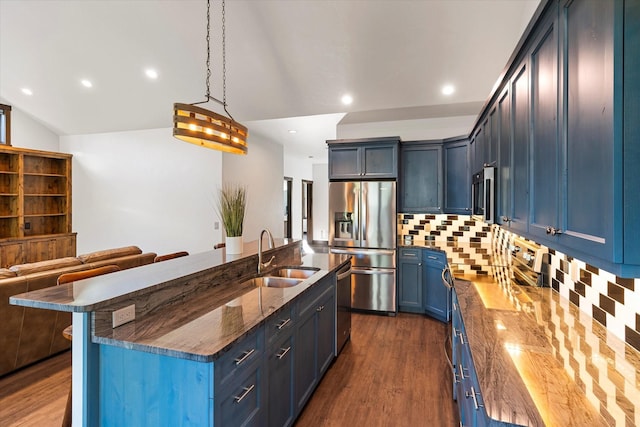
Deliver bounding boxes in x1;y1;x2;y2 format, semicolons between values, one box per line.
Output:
173;0;248;154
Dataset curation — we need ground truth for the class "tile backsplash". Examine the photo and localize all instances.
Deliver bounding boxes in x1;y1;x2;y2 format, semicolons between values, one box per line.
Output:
397;213;640;354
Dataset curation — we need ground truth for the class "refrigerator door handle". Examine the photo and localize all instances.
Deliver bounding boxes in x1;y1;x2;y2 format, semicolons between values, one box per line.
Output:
330;248;396;256
351;267;396;275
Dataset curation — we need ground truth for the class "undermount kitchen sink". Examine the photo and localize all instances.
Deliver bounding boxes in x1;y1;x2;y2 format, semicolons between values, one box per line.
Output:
267;267;320;279
241;268;320;288
249;276;304;288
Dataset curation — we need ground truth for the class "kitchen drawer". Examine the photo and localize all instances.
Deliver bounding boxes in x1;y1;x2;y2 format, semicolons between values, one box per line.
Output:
265;303;295;349
215;328;264;387
297;276;332;319
399;247;421;260
217;361;263;427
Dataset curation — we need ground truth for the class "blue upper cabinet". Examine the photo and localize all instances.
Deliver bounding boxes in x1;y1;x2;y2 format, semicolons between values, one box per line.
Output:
510;60;530;235
558;0;615;260
529;13;559;241
400;141;443;213
496;87;511;226
444;138;471;214
327;137;399;180
473;0;640;276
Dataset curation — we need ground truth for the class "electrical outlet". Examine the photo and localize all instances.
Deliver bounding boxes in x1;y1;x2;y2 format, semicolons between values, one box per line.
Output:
214;221;219;230
112;304;135;328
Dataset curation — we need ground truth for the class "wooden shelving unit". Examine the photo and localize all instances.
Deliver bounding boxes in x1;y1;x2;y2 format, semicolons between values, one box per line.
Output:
0;146;75;267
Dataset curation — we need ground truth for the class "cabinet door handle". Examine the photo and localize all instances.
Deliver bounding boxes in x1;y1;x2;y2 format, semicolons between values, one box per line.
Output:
234;348;256;366
316;305;325;312
276;346;292;360
459;364;468;380
418;263;422;266
233;384;255;404
277;318;291;330
465;386;483;410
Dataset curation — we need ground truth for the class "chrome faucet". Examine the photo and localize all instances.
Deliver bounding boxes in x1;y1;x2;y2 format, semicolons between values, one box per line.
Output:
258;228;275;274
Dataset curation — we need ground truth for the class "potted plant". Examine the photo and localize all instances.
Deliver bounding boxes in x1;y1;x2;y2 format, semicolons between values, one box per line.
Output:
216;183;247;254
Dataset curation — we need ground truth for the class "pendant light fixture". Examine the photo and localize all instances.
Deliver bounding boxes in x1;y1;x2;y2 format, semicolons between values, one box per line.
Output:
173;0;248;154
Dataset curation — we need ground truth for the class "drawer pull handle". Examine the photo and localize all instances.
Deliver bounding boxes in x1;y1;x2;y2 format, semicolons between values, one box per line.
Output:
234;348;256;366
453;327;465;344
277;318;291;330
276;346;292;360
465;386;483;410
233;384;255;404
316;305;325;312
459;365;468;380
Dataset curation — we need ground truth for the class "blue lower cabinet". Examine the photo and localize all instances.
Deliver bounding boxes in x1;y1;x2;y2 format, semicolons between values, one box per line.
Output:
99;345;214;426
294;276;336;415
98;275;337;427
397;248;451;322
452;288;513;427
267;334;295;427
216;360;264;427
423;250;450;322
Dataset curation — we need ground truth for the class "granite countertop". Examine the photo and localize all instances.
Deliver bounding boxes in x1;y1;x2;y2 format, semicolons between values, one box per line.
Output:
94;253;349;362
9;239;300;312
455;275;640;426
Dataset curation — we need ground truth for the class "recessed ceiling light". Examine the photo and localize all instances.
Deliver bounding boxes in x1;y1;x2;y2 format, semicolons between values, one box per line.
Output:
145;69;159;79
442;84;455;95
21;88;33;96
81;79;93;88
341;94;353;105
288;129;297;134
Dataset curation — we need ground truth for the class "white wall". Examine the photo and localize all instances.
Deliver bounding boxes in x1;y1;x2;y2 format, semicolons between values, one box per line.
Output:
336;115;476;141
284;154;314;239
60;128;223;256
312;163;329;242
7;105;59;152
222;134;284;241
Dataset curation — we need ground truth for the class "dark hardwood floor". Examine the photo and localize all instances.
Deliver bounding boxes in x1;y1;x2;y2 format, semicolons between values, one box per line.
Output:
0;350;70;426
0;313;457;426
295;312;458;426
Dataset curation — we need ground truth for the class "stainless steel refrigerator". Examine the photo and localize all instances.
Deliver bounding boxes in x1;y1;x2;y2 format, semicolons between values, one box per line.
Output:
329;181;396;313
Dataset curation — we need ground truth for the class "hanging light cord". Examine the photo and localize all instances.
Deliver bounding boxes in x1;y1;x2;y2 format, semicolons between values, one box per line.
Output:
196;0;235;121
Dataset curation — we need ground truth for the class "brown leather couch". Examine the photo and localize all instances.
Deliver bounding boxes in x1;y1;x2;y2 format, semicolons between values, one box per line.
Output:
0;245;156;377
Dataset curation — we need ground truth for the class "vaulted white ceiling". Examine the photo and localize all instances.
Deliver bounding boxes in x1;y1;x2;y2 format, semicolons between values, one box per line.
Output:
0;0;540;159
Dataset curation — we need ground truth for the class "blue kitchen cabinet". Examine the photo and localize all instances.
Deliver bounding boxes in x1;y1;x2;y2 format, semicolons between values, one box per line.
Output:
487;107;498;167
529;13;559;241
510;60;529;235
398;248;423;312
451;289;492;427
400;141;443;213
471;0;640;276
496;87;511;226
473;125;485;174
266;304;296;427
423;249;450;323
444;138;471;214
327;137;399;179
98;276;337;427
397;248;450;323
294;275;335;414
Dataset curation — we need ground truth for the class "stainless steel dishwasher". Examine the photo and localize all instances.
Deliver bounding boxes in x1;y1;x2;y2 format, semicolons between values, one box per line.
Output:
335;261;352;355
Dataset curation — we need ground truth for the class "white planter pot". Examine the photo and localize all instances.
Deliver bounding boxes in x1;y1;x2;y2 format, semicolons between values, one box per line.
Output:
225;236;243;254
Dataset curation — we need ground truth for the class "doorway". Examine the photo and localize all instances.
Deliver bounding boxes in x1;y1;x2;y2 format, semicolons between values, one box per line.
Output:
284;177;292;238
302;180;313;243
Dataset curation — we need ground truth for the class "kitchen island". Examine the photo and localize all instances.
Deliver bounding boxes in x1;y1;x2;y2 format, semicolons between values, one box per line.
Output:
10;239;350;426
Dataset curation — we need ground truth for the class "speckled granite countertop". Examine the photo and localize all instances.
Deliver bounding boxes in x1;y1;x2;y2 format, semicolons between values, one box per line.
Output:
93;252;349;362
10;239;350;362
455;275;640;426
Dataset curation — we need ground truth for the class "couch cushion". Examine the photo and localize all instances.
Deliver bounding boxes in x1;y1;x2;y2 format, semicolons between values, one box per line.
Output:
9;257;83;276
77;246;142;264
0;268;16;279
